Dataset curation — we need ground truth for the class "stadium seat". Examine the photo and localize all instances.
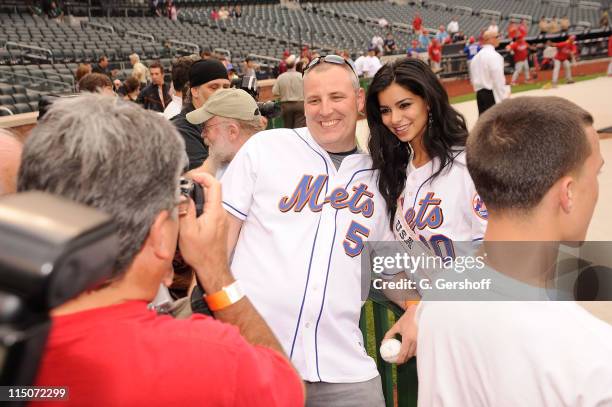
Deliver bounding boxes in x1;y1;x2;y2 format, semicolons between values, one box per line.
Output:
63;49;75;63
12;94;27;104
0;95;14;105
12;102;31;113
0;84;13;95
12;85;26;94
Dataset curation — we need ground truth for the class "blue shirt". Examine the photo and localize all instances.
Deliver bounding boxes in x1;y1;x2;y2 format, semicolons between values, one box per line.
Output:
436;31;449;43
419;34;430;49
464;43;481;60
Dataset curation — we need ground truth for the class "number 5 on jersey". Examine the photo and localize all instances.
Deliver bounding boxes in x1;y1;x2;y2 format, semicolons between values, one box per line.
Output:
343;220;370;257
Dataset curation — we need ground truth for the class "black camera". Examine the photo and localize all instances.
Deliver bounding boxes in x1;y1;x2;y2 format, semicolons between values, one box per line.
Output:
230;75;281;120
0;191;118;386
179;176;204;217
171;177;212;316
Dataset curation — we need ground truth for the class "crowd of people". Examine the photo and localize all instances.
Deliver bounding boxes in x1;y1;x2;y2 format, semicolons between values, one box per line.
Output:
2;46;610;405
150;0;178;20
1;3;612;404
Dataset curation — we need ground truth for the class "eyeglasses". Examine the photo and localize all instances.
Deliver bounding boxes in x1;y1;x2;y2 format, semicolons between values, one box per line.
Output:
303;54;358;79
202;121;229;135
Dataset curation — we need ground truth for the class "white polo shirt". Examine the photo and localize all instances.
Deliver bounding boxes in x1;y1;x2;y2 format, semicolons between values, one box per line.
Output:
469;44;510;103
416;300;612;406
221;128;393;382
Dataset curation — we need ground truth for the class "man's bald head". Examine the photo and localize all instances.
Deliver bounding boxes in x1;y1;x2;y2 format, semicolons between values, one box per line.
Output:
0;129;23;195
482;29;500;45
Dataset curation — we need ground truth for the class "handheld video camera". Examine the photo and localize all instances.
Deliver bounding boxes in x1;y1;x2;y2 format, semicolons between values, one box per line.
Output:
231;75;281;119
0;191;118;386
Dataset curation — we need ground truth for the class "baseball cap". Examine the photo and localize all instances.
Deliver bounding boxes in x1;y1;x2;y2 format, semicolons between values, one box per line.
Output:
186;88;261;125
189;59;228;88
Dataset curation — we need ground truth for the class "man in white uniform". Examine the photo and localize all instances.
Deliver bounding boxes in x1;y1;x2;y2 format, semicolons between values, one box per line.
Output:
417;96;612;406
469;29;510;115
221;55;391;406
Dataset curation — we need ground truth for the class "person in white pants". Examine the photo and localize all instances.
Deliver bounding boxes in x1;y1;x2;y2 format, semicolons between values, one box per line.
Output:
507;36;530;85
512;59;530;84
553;58;572;84
551;36;576;87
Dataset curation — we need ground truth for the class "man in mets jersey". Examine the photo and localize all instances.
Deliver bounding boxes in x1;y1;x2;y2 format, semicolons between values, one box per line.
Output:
221;55;392;407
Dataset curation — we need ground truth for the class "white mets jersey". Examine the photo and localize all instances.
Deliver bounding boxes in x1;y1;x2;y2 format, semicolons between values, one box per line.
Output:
399;151;487;259
221;127;392;382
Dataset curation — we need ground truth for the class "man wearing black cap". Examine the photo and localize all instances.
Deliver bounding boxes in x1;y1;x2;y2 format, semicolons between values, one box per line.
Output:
171;58;231;170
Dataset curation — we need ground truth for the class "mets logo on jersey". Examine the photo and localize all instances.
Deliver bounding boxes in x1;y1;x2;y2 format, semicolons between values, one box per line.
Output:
278;174;375;257
472;193;488;220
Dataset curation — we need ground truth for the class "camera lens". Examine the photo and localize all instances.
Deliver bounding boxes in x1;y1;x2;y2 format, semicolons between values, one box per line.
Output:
179;177;194;197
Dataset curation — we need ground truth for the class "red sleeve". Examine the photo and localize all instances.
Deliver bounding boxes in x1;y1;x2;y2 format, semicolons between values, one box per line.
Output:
233;345;304;407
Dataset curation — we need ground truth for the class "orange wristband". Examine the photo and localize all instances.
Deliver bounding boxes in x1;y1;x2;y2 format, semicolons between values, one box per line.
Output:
404;300;420;309
204;280;245;311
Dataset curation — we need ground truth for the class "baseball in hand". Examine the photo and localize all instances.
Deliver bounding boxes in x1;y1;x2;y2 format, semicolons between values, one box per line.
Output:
380;338;402;364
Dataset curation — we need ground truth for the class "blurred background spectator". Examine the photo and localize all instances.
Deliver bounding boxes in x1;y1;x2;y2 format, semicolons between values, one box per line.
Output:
130;53;150;86
78;73;114;95
122;77;141;102
137;61;171;112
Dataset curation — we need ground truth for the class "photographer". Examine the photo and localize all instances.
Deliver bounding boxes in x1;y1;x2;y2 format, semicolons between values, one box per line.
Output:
21;94;304;406
172;59;231;171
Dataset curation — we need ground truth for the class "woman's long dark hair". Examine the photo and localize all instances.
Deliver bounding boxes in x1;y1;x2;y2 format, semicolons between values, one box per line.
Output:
366;58;469;230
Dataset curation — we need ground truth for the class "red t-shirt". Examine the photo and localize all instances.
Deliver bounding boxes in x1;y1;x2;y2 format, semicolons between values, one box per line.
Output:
608;35;612;57
413;17;422;31
34;301;304;406
428;44;442;62
510;40;529;62
554;41;575;61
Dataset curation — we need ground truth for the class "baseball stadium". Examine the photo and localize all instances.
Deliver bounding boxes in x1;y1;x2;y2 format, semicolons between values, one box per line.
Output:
0;0;611;406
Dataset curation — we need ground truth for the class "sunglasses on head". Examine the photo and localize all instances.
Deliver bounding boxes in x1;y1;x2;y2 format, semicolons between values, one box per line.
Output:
303;54;358;79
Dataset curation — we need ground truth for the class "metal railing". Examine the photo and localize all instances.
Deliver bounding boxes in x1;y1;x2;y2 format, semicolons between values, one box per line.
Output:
246;53;282;77
125;31;155;43
81;21;115;34
509;13;532;23
214;48;232;60
0;71;74;93
167;39;199;56
0;106;13;115
452;5;474;16
480;9;502;21
5;42;53;64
